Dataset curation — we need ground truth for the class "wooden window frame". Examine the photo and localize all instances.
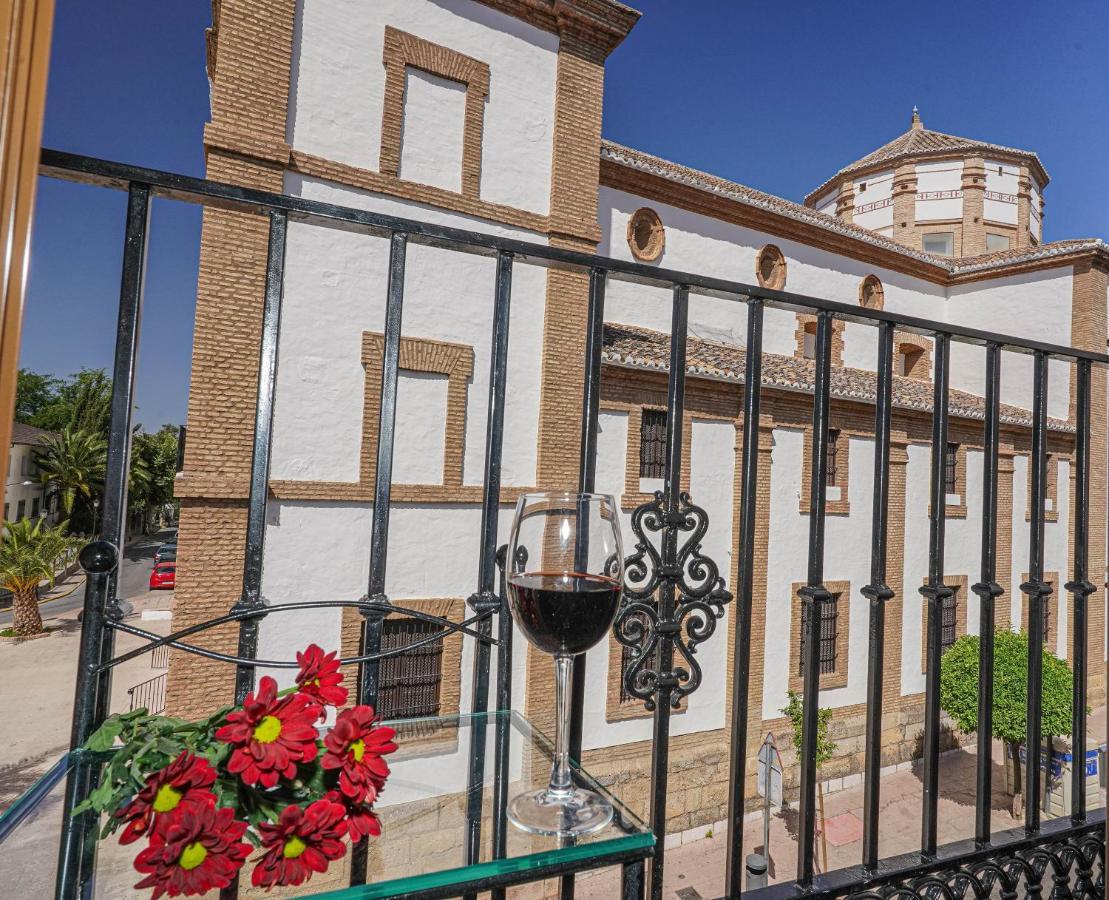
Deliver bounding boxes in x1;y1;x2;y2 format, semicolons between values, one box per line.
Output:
789;580;850;691
920;575;969;672
379;26;490;199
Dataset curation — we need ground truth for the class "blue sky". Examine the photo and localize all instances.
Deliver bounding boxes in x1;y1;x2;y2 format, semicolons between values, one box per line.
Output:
21;0;1109;429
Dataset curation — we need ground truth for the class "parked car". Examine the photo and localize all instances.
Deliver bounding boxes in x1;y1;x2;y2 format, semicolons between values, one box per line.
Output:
154;542;177;563
149;562;176;590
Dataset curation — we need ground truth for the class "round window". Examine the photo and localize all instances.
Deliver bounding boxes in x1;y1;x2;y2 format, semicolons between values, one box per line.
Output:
627;208;665;262
755;245;787;290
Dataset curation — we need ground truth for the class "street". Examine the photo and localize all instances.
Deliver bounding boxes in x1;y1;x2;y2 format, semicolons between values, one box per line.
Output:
0;529;172;626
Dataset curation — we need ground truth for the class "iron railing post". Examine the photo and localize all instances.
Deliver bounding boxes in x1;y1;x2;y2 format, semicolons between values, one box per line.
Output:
1021;351;1051;833
971;342;1003;847
725;297;763;898
1065;359;1093;824
919;332;951;857
797;310;835;887
464;249;514;896
861;320;895;870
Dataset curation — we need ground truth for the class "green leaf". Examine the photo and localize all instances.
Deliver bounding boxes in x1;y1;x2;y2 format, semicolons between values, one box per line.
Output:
85;718;124;752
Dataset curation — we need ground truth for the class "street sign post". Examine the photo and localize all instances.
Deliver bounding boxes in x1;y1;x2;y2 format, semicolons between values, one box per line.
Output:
747;733;783;889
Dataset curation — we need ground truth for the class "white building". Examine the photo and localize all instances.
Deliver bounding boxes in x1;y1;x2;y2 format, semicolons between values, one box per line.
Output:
4;423;58;525
167;0;1107;832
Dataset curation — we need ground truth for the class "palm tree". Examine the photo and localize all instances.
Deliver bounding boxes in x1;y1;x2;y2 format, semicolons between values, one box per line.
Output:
34;427;106;519
0;518;77;636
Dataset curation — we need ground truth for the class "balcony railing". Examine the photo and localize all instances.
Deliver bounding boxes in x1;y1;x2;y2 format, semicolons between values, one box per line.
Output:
7;148;1105;899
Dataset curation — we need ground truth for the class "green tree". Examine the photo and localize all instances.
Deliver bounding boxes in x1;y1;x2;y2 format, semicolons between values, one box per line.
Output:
940;630;1073;796
128;426;178;531
14;369;60;424
34;427;107;520
781;689;837;765
0;518;78;636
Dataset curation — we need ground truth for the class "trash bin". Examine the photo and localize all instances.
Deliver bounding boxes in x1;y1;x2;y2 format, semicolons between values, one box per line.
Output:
1009;739;1106;817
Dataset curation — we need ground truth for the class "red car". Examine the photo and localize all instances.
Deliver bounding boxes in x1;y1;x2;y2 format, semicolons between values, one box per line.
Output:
149;562;176;590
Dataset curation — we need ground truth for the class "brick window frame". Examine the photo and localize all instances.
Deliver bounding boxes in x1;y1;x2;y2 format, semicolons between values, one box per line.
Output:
379;27;490;199
755;244;787;290
1021;571;1061;652
859;274;885;310
893;332;933;381
789;580;850;691
794;314;845;365
1025;452;1061;524
920;575;969;672
942;440;968;519
606;601;688;721
621;405;691;511
800;425;850;515
339;599;465;752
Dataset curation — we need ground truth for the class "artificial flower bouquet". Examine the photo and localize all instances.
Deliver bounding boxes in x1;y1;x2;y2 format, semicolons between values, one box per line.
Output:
75;645;397;898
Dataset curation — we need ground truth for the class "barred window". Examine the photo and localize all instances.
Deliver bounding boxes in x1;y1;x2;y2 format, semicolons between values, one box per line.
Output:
826;430;841;488
940;588;958;653
1042;603;1051;644
640;410;667;478
799;595;839;675
945;443;959;494
377;618;445;720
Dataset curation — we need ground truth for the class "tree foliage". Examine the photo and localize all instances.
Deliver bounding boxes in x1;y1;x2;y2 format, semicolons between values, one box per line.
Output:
0;517;80;635
940;630;1073;744
16;367;113;433
15;369;60;423
34;427;107;517
781;689;837;766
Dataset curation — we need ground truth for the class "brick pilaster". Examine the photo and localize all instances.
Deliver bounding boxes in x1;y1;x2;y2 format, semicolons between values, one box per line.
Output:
891;163;917;249
835;179;855;224
1015;164;1032;249
960;156;986;257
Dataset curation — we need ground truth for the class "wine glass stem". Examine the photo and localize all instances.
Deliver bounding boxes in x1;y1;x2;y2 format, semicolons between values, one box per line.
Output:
549;653;574;797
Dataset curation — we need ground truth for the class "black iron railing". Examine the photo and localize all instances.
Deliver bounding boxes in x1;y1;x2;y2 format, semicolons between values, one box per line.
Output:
126;673;166;714
38;147;1105;900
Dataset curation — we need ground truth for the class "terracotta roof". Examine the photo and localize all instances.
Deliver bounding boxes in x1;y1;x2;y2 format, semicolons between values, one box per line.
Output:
10;423;57;446
602;322;1072;432
598;140;1104;279
806;117;1048;204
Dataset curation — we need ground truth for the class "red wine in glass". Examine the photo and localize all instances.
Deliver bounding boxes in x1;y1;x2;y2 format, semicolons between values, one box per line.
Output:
506;492;624;837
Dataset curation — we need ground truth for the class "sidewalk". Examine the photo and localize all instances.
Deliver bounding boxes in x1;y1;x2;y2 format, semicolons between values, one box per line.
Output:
574;706;1106;899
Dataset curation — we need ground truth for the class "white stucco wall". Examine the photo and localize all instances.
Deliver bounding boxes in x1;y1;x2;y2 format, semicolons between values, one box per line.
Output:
288;0;559;216
915;160;963;222
852;170;893;232
945;267;1073;420
397;70;467;193
984;160;1020;226
1030;181;1043;240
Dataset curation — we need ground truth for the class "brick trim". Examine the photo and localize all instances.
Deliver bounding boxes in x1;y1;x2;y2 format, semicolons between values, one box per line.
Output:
380;27;489;200
893;331;933;382
1020;572;1062;653
793;313;845;366
859;274;885;310
919;574;969;672
627;206;665;262
1024;451;1062;524
270;332;474;502
619;403;693;511
789;579;851;692
755;244;786;290
800;423;850;516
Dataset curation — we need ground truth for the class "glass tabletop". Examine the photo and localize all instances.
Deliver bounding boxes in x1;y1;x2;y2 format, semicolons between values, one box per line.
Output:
308;709;653;899
0;711;651;899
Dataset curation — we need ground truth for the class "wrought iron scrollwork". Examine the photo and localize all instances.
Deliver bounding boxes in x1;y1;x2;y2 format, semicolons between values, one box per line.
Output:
833;827;1104;900
614;491;731;711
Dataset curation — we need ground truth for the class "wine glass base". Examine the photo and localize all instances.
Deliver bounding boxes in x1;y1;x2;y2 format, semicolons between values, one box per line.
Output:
507;787;614;837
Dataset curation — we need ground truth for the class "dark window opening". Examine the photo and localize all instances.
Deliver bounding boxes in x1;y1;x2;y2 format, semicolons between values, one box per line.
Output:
377;618;445;720
799;595;838;675
940;588;959;653
945;443;959;494
640;409;667;479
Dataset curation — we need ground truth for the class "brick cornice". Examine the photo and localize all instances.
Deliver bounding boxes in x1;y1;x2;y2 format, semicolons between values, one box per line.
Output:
472;0;639;56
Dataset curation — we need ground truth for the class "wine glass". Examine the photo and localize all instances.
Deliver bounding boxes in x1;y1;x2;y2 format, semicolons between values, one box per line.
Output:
506;491;624;836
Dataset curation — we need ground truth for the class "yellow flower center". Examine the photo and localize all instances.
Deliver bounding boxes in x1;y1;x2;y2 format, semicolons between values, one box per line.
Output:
152;784;182;814
349;739;365;763
179;841;208;871
283;835;308;859
253;715;283;744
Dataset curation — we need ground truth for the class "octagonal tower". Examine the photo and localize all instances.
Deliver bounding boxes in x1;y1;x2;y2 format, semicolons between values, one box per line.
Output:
805;109;1048;258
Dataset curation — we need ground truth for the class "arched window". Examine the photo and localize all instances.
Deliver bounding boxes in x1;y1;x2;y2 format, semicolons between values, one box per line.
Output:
627;207;665;262
859;275;884;310
755;244;787;290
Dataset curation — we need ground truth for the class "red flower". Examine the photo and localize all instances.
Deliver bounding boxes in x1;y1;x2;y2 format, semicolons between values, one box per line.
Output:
116;751;217;845
251;797;348;889
334;791;382;842
295;643;348;708
133;803;250;899
320;705;397;803
214;676;321;788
